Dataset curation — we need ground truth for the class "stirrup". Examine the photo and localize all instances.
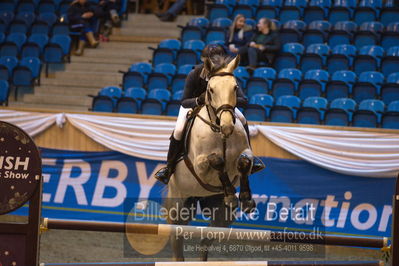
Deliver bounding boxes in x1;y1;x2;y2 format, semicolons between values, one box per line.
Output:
251;157;265;174
154;166;173;185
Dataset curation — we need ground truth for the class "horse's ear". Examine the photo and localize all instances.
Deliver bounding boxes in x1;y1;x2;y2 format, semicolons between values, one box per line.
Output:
226;55;240;73
204;57;214;73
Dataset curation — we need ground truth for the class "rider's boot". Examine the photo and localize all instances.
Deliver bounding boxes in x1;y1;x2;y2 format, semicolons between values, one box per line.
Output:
244;123;265;174
154;135;182;185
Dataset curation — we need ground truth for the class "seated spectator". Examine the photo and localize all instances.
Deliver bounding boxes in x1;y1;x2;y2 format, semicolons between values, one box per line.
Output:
68;0;102;56
98;0;121;41
156;0;187;22
239;17;280;71
225;14;254;56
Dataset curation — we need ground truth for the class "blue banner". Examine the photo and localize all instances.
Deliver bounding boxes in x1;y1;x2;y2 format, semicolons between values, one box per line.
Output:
12;148;395;238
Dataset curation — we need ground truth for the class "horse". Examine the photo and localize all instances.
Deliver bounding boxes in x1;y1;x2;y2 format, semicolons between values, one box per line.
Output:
165;55;257;261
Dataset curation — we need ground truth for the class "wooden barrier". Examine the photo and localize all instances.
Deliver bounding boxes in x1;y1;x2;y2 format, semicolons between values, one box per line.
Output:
42;218;388;249
39;261;383;266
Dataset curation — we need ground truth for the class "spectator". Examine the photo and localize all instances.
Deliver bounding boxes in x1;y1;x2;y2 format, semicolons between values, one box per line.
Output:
68;0;102;56
238;17;280;71
98;0;121;41
225;14;254;56
156;0;187;22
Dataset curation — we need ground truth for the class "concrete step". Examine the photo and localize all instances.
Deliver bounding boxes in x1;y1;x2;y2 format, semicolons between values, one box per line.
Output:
22;93;93;106
44;71;122;85
81;46;152;59
8;101;89;112
70;55;139;65
34;85;101;97
65;62;129;73
123;14;195;26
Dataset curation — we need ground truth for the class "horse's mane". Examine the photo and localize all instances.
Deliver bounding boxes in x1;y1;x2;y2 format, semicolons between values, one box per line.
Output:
208;55;233;75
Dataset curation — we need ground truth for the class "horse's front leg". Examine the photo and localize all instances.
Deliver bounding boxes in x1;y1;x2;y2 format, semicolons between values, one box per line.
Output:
207;153;238;209
237;153;256;213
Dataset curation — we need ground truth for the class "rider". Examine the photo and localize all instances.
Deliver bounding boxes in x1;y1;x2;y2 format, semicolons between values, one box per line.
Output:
154;44;265;185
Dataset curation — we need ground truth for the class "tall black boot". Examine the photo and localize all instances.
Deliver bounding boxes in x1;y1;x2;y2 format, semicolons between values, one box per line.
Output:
154;135;182;184
243;123;265;174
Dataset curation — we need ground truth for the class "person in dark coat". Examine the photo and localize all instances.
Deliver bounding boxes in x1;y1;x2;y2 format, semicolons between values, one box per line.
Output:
154;44;265;185
225;14;254;56
98;0;121;41
239;17;281;70
67;0;101;55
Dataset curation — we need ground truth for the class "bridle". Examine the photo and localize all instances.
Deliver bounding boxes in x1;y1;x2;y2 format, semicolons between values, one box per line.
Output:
195;72;237;134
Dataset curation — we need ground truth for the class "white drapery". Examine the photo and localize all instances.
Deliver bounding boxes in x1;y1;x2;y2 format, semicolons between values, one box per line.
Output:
1;110;398;178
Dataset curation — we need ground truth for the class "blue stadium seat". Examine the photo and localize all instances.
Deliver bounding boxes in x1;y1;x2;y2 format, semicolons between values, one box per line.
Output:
326;44;356;74
212;17;232;30
0;56;18;81
280;0;307;24
381;22;399;51
166;90;183;116
178;64;194;75
91;95;114;112
142;88;171;115
17;1;35;13
279;20;306;44
328;20;357;48
232;0;259;18
381;46;399;77
147;63;176;91
244;104;268;121
380;0;399;26
37;0;57;14
381;72;399;105
382;100;399;129
99;86;123;107
234;66;250;89
0;0;15;13
303;0;331;24
125;87;147;103
353;21;384;49
302;20;331;48
274;42;304;71
179;18;207;43
30;20;50;35
11;65;34;99
129;62;152;82
297;96;328;124
352;99;385;127
300;43;330;72
0;11;14;26
116;96;139;114
205;26;226;45
270;95;301;123
352;71;384;103
0;41;19;57
181;40;205;59
272;68;302;99
16;12;36;26
58;0;72;15
353;0;382;25
0;33;5;44
250;93;274;117
7;32;27;50
8;19;29;34
256;0;281;20
207;2;230;22
37;12;57;27
52;22;70;36
122;71;145;89
298;69;329;100
21;42;40;58
325;70;356;101
171;73;187;93
150;47;174;66
325;98;356;126
246;67;276;97
328;0;356;25
20;56;41;84
0;80;9;106
353;45;384;75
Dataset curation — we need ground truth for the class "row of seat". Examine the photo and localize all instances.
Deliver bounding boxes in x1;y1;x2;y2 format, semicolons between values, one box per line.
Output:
1;0;72;17
180;17;399;51
0;56;42;101
207;0;399;25
244;94;399;129
274;43;399;76
0;32;71;60
1;11;63;31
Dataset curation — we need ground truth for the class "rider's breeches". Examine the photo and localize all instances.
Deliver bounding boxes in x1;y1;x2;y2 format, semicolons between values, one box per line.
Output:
173;106;247;140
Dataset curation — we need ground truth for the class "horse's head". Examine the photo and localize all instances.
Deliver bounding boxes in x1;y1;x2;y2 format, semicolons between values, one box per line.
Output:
204;55;240;138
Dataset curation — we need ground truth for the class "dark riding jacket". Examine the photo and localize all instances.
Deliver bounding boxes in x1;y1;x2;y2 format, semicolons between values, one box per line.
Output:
181;64;248;109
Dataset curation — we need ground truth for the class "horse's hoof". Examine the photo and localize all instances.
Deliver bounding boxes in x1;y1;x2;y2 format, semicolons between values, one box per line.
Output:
224;194;238;209
240;199;256;214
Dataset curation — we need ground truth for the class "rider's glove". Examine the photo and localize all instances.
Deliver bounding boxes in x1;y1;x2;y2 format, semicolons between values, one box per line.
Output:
196;92;206;106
